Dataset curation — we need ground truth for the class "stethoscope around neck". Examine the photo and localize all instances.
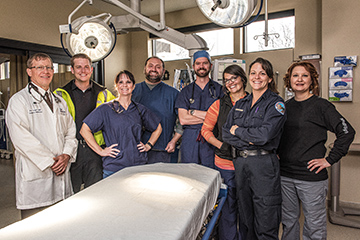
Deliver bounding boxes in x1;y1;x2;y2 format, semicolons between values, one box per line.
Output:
189;80;217;104
28;82;61;104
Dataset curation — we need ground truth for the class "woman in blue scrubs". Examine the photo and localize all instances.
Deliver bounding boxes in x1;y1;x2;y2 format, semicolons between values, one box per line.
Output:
80;70;162;178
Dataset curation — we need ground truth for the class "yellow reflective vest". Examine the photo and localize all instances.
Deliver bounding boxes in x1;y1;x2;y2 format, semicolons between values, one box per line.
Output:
55;82;115;146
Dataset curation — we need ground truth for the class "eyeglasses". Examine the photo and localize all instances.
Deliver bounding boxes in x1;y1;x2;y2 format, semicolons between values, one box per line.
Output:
29;66;54;71
224;76;239;85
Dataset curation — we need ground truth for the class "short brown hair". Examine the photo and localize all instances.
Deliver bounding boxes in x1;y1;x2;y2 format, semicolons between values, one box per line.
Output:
70;53;92;68
144;56;165;69
27;53;53;68
283;61;320;96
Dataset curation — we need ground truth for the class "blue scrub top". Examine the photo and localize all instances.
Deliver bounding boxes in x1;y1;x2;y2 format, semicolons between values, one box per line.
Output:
175;80;224;129
83;101;160;172
132;81;179;151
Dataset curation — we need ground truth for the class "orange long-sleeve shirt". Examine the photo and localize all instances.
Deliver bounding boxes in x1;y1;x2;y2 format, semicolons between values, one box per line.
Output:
201;99;235;170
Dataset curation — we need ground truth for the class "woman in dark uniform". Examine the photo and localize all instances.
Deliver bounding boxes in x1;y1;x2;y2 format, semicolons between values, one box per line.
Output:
222;58;286;240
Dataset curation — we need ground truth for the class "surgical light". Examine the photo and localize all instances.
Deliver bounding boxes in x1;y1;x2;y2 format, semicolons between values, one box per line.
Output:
60;15;116;62
196;0;259;27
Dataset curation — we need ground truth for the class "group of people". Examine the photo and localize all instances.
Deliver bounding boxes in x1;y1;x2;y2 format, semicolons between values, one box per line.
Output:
202;57;355;240
5;50;355;240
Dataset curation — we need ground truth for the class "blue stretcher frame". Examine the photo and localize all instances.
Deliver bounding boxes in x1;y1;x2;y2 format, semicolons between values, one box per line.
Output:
202;186;228;240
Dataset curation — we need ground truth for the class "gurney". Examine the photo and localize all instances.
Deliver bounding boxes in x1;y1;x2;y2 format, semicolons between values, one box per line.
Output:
0;163;225;240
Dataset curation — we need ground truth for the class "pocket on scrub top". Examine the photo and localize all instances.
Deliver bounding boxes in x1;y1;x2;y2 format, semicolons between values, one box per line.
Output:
233;110;245;120
252;111;265;125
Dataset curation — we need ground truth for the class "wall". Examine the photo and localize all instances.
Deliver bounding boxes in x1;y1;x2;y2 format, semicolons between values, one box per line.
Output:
322;0;360;204
104;34;132;93
0;0;99;47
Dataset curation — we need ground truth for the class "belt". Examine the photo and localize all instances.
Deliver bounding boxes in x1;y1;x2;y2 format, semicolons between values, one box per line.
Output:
232;148;273;158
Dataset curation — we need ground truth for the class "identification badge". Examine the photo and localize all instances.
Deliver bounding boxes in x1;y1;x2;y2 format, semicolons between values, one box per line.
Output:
29;109;42;114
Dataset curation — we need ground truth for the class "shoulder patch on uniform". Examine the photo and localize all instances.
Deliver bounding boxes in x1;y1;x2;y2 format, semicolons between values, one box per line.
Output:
275;102;285;115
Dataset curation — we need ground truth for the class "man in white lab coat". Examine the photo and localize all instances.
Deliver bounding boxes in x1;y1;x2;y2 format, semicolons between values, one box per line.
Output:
5;53;78;219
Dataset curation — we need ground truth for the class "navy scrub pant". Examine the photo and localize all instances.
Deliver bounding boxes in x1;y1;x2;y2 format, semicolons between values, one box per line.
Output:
147;150;171;164
233;153;281;240
180;128;215;169
216;166;244;240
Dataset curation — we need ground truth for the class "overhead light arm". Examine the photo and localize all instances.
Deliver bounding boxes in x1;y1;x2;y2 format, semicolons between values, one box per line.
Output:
105;0;166;31
67;0;93;26
60;0;112;34
59;0;208;61
105;0;207;52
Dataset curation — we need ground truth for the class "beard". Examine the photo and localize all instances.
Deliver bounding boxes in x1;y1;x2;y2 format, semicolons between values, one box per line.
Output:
194;68;210;78
145;71;162;83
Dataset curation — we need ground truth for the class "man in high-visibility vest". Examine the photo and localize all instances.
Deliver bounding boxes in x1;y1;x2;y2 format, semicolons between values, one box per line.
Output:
55;53;115;193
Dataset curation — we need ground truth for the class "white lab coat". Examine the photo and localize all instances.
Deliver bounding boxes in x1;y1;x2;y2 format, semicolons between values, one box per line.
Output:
5;84;78;210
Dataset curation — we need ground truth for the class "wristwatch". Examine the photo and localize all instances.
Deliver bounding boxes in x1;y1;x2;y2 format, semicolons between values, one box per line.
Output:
146;142;153;149
190;109;195;115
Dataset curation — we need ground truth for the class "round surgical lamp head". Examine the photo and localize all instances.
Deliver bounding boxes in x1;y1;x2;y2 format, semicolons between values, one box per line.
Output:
196;0;258;27
61;16;116;62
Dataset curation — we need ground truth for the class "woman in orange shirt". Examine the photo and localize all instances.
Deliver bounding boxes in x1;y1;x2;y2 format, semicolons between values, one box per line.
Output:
201;64;248;240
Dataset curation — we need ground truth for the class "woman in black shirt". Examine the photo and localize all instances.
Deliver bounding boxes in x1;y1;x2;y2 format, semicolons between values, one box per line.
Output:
278;61;355;240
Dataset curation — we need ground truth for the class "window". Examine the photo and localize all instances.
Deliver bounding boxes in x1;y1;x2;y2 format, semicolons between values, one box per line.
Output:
244;10;295;53
152;28;233;61
0;61;10;80
153;39;189;61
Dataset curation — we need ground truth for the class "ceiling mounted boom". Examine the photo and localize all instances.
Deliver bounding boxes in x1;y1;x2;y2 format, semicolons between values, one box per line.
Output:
59;0;208;62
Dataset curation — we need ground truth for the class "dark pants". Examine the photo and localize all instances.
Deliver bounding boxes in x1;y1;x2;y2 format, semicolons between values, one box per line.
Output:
216;166;244;240
233;153;281;240
147;150;171;164
180;128;215;169
70;142;103;193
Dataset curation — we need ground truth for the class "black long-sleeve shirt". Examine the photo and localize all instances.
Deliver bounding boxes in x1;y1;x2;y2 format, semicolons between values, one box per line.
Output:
278;95;355;181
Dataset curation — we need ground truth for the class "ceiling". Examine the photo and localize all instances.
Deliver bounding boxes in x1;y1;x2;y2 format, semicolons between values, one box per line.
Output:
71;0;198;17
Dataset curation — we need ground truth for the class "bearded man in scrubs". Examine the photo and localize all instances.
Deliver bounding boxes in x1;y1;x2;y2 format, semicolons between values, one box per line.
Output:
132;56;181;163
175;50;223;168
